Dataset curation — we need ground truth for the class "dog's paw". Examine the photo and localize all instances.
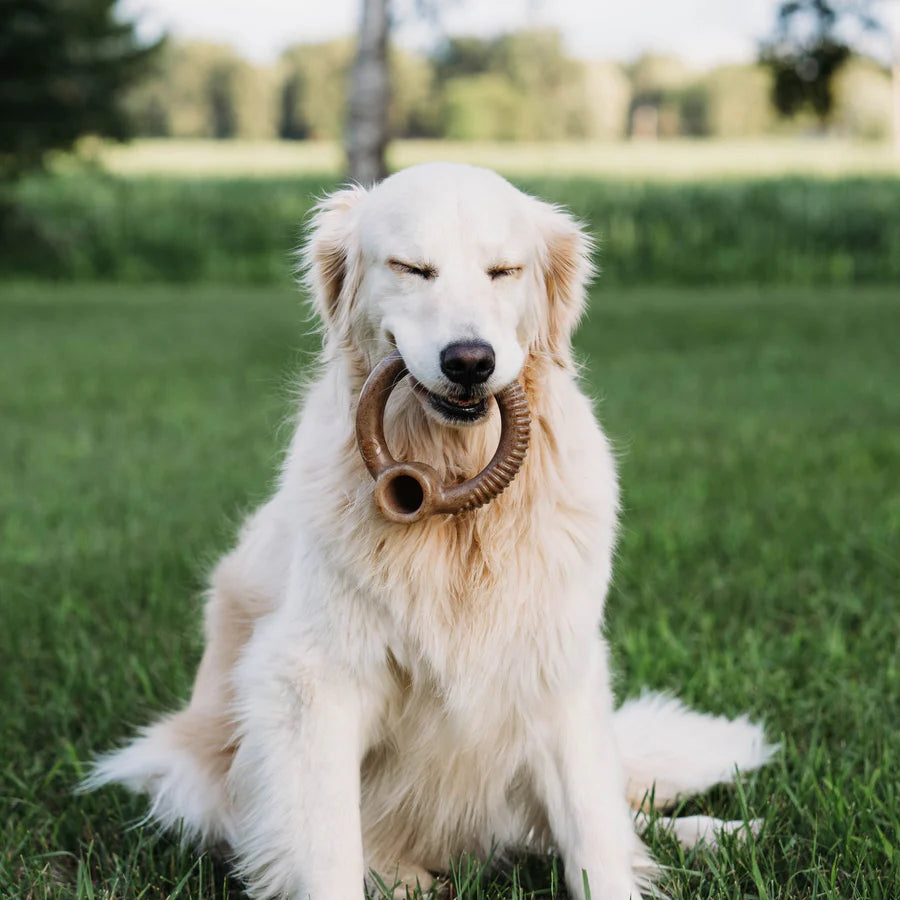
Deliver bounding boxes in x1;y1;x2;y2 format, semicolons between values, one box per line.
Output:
654;814;761;851
584;874;644;900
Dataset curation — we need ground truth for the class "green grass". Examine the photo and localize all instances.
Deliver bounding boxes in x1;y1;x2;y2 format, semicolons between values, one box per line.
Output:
1;281;898;898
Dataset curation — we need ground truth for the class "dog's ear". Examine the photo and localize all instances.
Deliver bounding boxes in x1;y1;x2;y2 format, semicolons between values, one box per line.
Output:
533;201;594;366
301;185;368;340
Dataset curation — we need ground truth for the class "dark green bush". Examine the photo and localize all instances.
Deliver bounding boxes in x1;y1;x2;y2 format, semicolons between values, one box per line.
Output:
1;175;325;283
2;173;899;285
521;176;900;286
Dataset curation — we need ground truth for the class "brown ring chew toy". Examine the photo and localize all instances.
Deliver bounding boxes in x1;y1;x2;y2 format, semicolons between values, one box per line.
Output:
356;350;531;524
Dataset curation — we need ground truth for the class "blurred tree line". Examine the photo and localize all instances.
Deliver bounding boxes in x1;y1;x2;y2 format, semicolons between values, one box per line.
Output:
124;29;895;143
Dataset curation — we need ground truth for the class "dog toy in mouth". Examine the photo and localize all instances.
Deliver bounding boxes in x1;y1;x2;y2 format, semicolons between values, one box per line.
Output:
355;350;531;524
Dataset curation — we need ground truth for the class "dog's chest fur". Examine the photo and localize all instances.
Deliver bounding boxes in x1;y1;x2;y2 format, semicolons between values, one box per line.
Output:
348;476;606;869
302;374;617;716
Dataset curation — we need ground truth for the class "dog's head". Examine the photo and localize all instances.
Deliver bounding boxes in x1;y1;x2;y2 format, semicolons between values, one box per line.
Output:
303;163;592;427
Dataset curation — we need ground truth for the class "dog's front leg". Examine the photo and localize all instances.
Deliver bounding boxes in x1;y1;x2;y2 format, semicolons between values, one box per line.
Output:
227;614;368;900
532;652;649;900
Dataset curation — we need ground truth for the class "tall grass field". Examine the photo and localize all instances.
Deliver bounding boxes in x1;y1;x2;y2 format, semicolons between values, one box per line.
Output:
4;173;900;285
2;280;898;898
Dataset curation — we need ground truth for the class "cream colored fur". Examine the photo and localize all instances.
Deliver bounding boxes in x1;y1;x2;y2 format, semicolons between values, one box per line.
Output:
84;163;775;900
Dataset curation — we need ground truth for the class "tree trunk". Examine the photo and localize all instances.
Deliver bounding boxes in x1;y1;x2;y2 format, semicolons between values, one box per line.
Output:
346;0;391;185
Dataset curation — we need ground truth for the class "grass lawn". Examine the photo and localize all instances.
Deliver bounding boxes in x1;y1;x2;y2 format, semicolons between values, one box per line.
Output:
1;281;898;898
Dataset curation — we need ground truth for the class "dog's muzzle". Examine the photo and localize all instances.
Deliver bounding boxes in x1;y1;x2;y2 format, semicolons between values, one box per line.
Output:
355;350;531;524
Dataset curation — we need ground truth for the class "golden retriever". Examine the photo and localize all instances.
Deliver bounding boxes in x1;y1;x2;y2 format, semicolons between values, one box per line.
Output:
86;163;774;899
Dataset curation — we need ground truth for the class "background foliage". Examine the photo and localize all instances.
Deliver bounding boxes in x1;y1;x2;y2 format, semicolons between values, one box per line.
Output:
761;0;886;125
0;0;160;177
119;29;894;143
3;172;899;285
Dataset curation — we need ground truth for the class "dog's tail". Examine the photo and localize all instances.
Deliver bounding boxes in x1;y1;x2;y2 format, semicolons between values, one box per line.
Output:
613;692;777;849
79;714;235;847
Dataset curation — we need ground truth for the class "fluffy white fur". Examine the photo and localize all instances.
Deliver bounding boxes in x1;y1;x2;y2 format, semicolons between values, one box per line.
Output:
84;163;775;900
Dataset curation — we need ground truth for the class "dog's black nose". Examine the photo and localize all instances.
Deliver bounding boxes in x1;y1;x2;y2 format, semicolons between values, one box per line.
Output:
440;341;495;387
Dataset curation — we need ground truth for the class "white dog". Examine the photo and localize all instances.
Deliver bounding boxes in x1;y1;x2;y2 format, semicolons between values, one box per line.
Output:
86;163;774;900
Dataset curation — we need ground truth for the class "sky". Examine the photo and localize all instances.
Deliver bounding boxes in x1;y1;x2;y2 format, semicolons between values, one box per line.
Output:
119;0;896;68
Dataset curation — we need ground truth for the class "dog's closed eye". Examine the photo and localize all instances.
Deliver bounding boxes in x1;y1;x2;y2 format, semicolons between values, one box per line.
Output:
389;258;437;280
487;265;523;281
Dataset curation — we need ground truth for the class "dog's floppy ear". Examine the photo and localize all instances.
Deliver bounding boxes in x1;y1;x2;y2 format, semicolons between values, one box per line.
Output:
301;185;368;341
533;200;594;367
